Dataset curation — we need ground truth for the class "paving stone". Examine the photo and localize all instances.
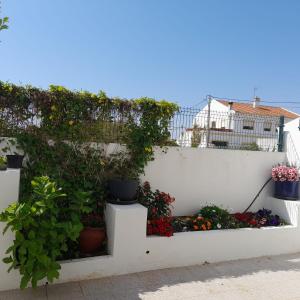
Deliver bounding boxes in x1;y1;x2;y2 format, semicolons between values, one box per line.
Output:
46;282;84;300
0;286;47;300
3;253;300;300
80;278;115;300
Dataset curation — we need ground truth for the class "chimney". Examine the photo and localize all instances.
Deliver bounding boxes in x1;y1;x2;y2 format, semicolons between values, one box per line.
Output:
253;97;260;108
228;101;233;111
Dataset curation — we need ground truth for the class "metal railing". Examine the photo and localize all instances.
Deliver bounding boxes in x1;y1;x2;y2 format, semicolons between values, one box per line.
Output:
168;107;283;151
0;104;284;151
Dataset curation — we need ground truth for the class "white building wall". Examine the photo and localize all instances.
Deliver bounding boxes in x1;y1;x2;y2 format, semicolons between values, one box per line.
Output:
187;100;296;150
284;117;300;167
193;100;232;129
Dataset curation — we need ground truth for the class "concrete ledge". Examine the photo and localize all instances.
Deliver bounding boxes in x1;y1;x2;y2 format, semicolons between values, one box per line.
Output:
53;201;300;288
2;197;300;291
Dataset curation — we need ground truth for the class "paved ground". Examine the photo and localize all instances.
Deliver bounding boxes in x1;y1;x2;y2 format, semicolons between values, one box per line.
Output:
2;253;300;299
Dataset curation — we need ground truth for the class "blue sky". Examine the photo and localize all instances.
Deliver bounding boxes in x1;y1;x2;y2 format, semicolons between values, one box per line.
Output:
1;0;300;112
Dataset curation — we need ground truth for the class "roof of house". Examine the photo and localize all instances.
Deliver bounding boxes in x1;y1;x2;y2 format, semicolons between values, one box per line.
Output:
217;100;299;119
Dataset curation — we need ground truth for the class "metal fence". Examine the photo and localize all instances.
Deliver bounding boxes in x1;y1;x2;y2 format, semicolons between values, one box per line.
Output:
168;107;283;151
0;106;131;144
0;104;284;151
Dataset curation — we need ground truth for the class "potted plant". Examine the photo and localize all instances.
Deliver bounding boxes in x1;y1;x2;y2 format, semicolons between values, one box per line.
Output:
106;153;139;204
272;165;299;200
79;212;106;255
6;154;24;169
0;156;7;171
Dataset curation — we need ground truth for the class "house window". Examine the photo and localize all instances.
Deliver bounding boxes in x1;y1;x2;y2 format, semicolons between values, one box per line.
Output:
212;141;228;148
211;121;216;128
264;122;272;132
243;120;254;130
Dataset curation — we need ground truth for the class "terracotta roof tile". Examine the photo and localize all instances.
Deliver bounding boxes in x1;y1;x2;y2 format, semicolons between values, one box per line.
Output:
217;100;299;119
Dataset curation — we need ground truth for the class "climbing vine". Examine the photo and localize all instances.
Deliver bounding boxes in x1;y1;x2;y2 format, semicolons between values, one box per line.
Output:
0;82;178;288
0;82;178;186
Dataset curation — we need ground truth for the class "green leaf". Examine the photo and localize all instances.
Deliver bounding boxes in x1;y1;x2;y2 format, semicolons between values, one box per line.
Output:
28;230;35;240
20;273;31;289
3;256;13;264
47;269;59;282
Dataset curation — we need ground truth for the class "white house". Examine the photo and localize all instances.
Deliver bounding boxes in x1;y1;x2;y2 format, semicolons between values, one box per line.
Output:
178;97;299;151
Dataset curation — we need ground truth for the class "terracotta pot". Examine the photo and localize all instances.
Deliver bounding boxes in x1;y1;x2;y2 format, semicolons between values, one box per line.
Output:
79;227;106;254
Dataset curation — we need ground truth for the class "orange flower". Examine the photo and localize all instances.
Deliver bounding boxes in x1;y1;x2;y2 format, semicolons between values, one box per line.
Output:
201;224;207;231
193;225;199;230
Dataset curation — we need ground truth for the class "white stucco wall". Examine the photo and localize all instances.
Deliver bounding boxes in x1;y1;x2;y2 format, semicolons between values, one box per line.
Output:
0;147;291;291
57;200;300;288
0;170;21;291
142;147;286;215
284;117;300;167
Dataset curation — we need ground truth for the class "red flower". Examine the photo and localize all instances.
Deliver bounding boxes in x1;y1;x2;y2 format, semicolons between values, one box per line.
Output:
147;218;174;237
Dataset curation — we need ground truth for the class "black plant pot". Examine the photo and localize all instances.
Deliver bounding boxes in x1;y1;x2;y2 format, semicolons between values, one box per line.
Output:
6;155;24;169
274;181;299;200
107;179;139;204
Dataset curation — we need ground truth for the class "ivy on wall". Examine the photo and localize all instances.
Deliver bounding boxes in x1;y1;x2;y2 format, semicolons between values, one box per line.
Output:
0;81;179;288
0;81;178;178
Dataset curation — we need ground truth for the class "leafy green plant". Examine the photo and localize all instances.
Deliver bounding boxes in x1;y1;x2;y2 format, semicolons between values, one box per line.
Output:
106;151;139;180
0;82;178;275
0;16;9;32
0;176;91;289
126;98;178;175
0;155;6;166
191;125;202;148
239;143;261;151
138;181;175;219
0;81;178;192
81;212;105;228
197;205;238;229
16;133;106;210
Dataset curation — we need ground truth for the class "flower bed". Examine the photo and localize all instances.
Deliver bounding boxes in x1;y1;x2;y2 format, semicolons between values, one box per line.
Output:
171;207;285;234
139;183;286;237
147;207;286;237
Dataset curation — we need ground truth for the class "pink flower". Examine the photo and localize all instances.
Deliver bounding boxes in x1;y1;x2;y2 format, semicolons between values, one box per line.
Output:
272;165;299;182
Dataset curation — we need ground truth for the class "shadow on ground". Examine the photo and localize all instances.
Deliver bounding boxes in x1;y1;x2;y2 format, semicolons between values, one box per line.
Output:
2;252;300;299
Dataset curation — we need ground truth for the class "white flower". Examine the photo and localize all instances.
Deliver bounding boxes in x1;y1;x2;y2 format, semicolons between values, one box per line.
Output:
217;223;222;229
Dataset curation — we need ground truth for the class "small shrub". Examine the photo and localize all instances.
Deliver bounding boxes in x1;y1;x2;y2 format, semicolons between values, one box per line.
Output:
234;209;285;228
197;205;237;229
0;176;91;289
0;155;6;167
239;143;261;151
139;182;175;237
138;181;175;219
